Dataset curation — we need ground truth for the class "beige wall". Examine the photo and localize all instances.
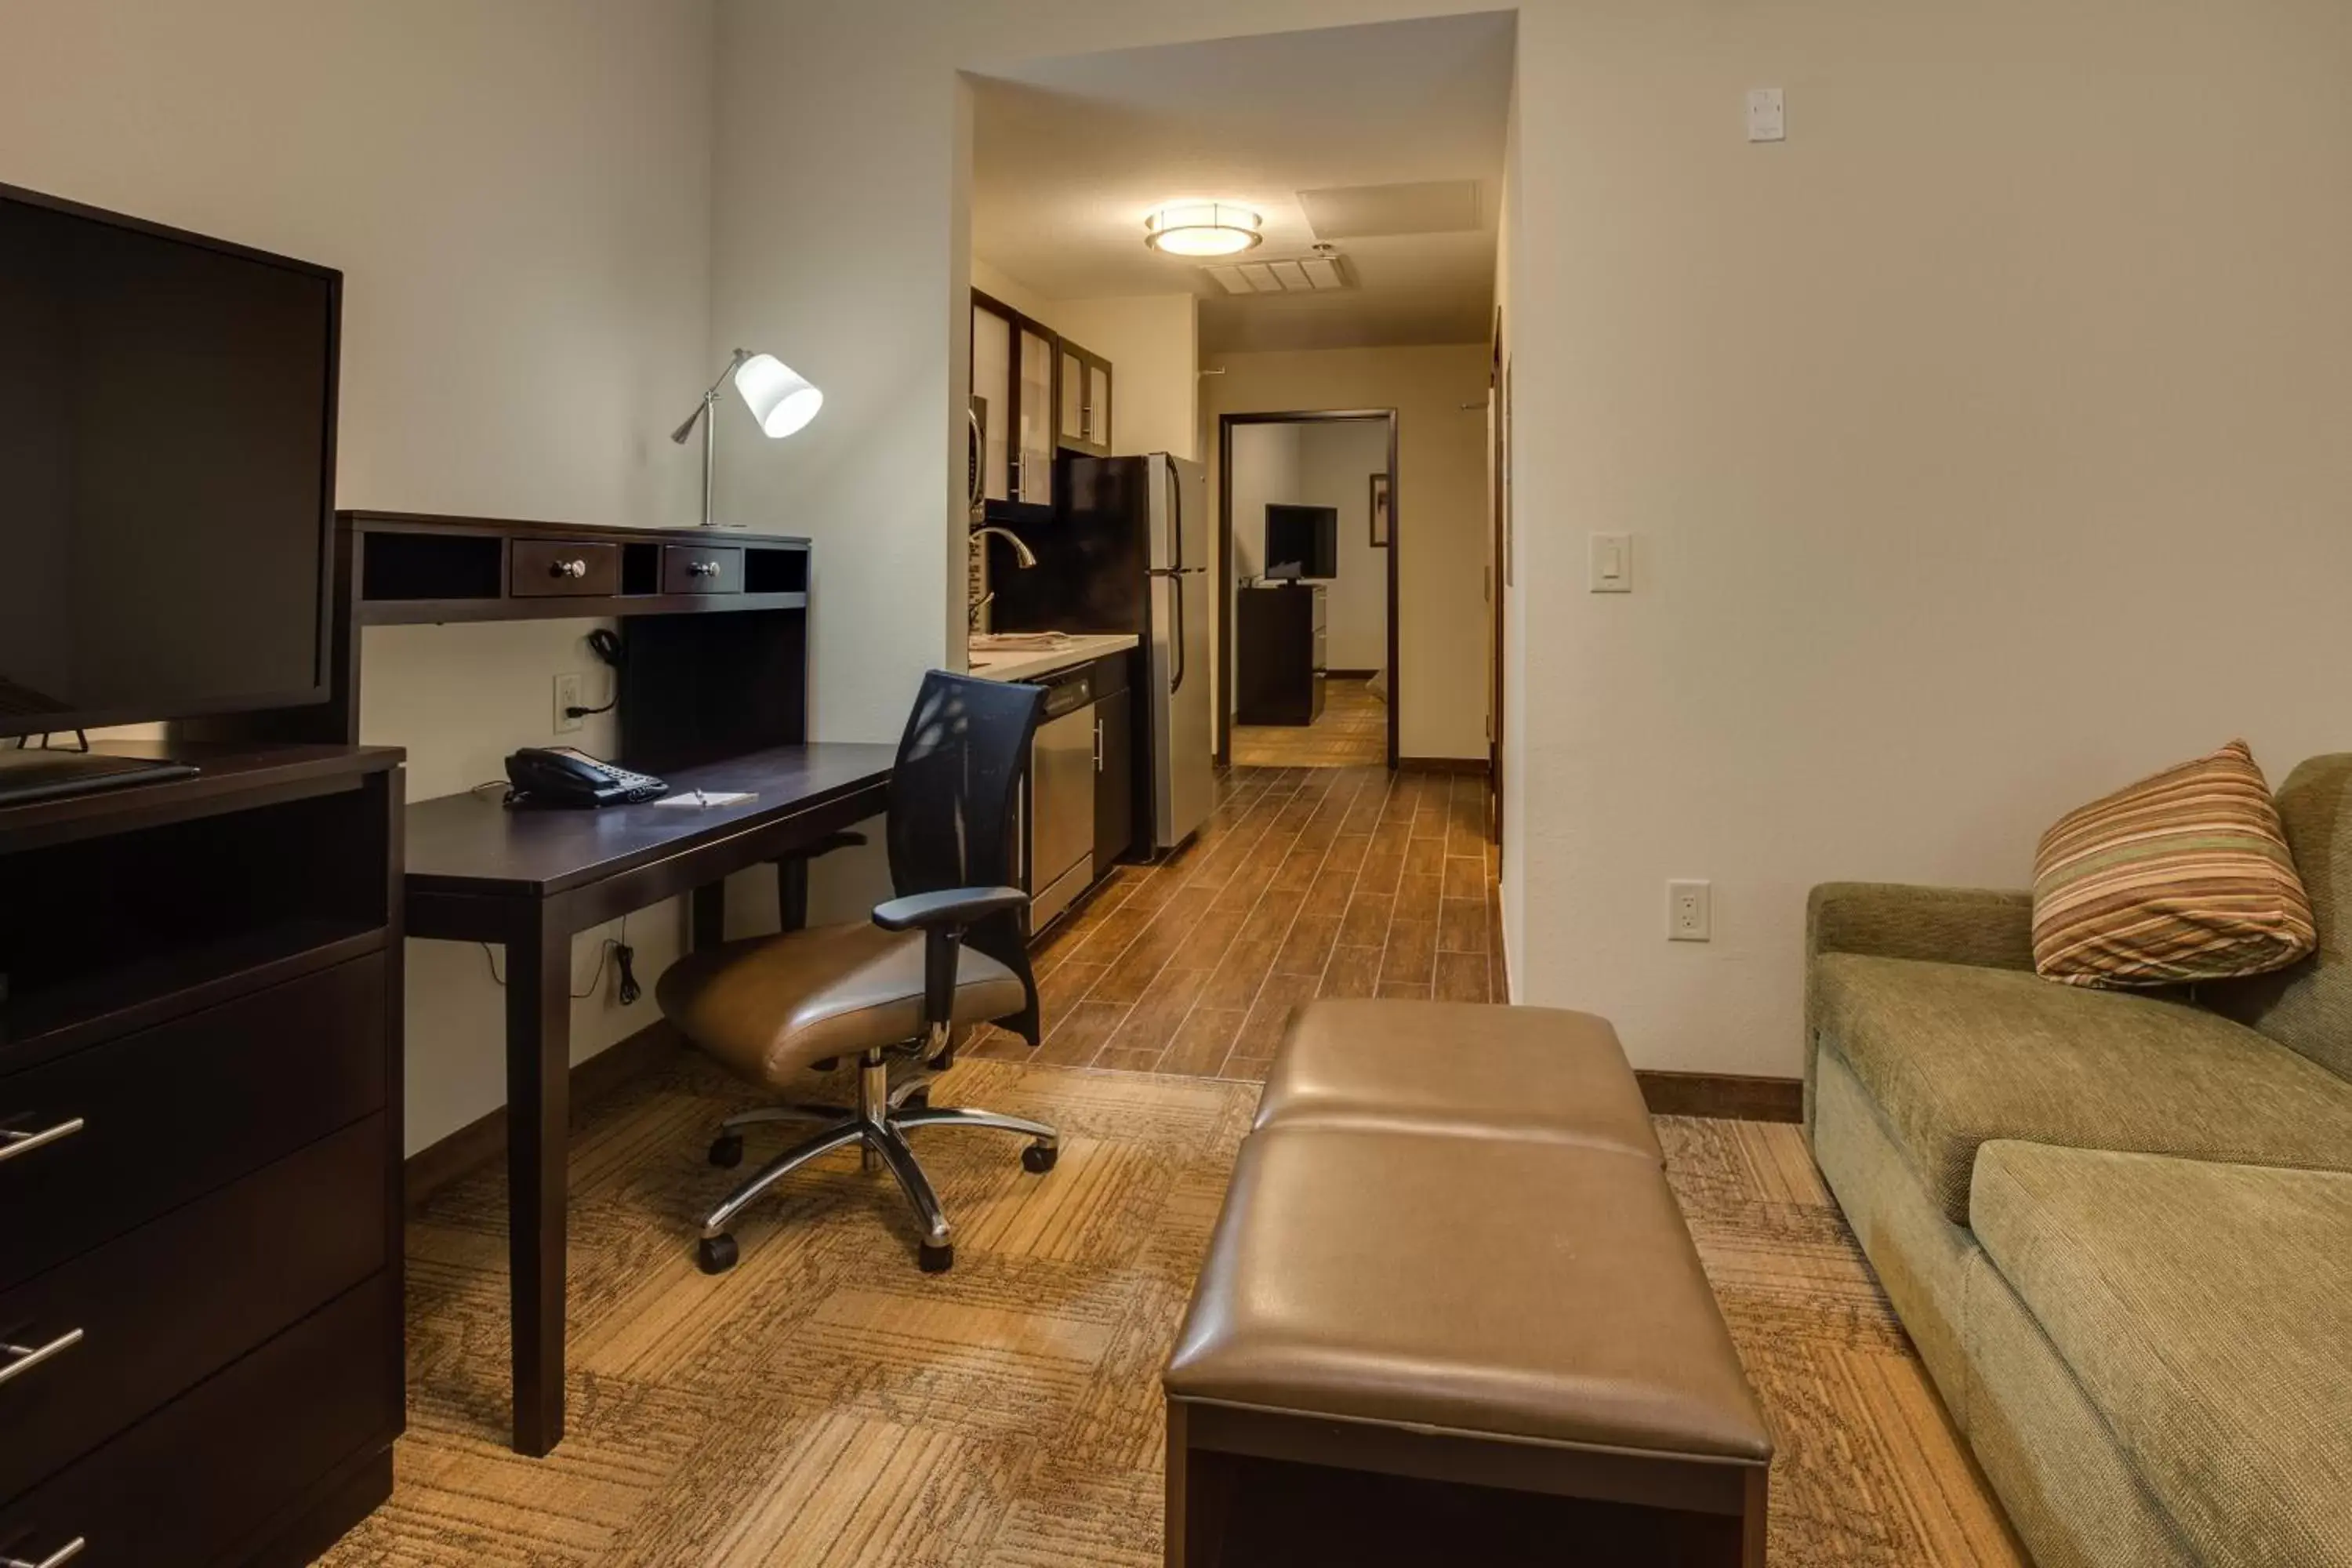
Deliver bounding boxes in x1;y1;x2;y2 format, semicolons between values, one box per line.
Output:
716;0;2352;1081
1298;421;1394;673
1203;345;1493;760
1051;296;1200;461
0;0;724;1152
970;260;1200;463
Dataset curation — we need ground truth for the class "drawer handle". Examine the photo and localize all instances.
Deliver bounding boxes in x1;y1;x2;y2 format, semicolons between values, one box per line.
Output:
688;561;720;579
550;557;588;579
0;1328;84;1389
0;1118;82;1166
1;1539;85;1568
1093;718;1104;772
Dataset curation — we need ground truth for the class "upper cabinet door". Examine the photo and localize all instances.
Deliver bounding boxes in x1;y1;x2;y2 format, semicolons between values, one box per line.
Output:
1016;326;1056;507
971;298;1013;504
1054;343;1114;457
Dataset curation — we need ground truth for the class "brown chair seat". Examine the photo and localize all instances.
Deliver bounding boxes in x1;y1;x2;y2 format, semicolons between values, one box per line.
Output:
1253;999;1662;1161
656;921;1025;1085
1165;1122;1771;1463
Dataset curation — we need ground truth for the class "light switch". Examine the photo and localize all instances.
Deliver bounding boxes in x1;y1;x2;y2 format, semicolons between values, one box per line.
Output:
1747;88;1785;143
1589;533;1632;593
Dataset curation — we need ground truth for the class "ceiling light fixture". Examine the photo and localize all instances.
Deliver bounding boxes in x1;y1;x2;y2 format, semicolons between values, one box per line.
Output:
1143;201;1262;257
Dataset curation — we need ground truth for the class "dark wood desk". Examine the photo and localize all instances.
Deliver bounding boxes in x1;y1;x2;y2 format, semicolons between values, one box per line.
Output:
404;742;895;1455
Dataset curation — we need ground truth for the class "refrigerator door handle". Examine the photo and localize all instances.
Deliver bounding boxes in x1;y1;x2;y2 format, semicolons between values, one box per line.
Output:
1167;571;1185;694
1164;458;1182;572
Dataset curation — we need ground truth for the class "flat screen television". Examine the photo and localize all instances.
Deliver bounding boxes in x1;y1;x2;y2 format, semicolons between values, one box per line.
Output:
0;183;339;752
1264;503;1338;580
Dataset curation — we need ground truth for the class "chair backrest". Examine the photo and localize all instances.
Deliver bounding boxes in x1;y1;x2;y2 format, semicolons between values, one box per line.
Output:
886;670;1047;1043
2205;753;2352;1083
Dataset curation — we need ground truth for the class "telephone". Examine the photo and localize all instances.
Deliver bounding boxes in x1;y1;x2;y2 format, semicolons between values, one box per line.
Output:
503;747;668;809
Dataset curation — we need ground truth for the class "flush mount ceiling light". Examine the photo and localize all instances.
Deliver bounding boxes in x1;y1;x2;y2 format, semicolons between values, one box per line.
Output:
1143;201;1262;257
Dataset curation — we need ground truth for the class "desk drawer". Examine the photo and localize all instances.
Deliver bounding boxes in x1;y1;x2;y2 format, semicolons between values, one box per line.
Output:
0;1276;394;1567
512;539;620;597
0;956;386;1294
662;544;742;595
0;1117;386;1501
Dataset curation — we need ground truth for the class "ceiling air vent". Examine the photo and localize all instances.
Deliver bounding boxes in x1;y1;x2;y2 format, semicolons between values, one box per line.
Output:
1206;252;1354;296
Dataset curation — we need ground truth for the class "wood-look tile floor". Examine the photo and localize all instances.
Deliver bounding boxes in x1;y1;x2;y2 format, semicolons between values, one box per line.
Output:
970;764;1503;1080
1229;675;1388;768
325;1048;2026;1568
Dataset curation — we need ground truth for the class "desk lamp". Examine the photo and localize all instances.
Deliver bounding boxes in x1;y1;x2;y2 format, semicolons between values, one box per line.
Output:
671;349;822;528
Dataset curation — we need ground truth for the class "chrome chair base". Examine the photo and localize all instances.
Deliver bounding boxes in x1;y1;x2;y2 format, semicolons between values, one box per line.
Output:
696;1045;1057;1275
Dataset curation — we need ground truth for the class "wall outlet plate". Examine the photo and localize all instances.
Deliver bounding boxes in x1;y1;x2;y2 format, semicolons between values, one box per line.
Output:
1669;879;1712;942
554;673;585;734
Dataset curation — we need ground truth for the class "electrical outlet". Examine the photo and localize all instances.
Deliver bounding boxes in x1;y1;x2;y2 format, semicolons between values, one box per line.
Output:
554;673;585;734
1668;880;1712;942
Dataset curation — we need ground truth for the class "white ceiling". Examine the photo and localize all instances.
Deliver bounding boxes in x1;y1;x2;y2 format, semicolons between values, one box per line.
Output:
970;13;1514;355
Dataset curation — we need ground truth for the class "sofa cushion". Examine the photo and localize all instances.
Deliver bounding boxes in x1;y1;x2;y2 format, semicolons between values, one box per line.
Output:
2204;753;2352;1082
1813;952;2352;1224
2032;739;2315;989
1971;1143;2352;1568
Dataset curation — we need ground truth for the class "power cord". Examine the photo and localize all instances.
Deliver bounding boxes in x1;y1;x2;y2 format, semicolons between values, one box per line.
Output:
564;628;624;720
479;915;639;1004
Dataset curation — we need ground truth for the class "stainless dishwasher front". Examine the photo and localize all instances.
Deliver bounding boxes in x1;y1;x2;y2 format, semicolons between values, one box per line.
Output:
1027;666;1098;930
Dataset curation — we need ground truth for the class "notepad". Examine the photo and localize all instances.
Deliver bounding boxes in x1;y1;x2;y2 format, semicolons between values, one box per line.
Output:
652;790;756;808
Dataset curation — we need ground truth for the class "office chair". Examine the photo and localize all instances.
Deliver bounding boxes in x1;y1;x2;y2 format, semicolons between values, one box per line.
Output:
657;670;1056;1275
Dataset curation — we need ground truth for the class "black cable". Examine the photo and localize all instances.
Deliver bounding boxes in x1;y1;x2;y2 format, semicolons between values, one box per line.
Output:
478;915;636;1001
565;628;624;719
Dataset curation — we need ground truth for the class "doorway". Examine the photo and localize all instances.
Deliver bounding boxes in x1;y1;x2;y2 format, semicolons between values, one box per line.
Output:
1218;408;1399;771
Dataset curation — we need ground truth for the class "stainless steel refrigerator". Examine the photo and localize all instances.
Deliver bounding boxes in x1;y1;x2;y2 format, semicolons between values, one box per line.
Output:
985;452;1214;853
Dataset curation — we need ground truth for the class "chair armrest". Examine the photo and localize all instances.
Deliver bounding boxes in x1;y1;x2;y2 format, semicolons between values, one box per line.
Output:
873;886;1029;932
1806;882;2034;971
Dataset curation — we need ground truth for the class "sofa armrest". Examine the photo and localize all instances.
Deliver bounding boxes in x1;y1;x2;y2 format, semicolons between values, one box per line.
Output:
1806;882;2035;972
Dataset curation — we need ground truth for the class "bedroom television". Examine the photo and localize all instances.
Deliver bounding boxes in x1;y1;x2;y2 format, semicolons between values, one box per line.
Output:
0;182;340;803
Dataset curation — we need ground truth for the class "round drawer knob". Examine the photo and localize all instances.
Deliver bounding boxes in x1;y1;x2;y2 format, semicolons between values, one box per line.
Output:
550;558;587;579
689;561;720;578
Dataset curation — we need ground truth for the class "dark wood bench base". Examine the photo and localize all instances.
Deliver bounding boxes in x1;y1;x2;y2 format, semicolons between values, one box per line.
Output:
1168;1399;1766;1568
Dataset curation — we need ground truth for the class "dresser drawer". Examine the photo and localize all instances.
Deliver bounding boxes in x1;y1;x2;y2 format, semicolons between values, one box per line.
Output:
511;538;620;597
659;552;739;601
661;543;742;594
0;1276;395;1566
0;1117;385;1501
0;956;386;1294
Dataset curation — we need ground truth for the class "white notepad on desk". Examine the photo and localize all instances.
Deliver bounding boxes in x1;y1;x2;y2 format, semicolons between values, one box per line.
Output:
652;790;757;808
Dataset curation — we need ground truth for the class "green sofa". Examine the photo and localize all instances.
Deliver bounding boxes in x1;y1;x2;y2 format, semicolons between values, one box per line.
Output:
1805;754;2352;1568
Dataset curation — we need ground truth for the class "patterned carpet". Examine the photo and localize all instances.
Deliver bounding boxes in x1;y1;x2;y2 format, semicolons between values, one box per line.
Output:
321;1046;2025;1567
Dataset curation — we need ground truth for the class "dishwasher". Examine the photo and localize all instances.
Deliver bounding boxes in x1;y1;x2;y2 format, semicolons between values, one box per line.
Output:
1025;664;1099;931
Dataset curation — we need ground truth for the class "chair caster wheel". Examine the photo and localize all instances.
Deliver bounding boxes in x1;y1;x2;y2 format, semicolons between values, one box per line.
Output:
698;1234;739;1275
1022;1143;1058;1174
919;1241;954;1274
709;1134;744;1169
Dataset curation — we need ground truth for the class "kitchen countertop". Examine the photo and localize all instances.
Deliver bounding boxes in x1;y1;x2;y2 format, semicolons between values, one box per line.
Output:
964;633;1141;684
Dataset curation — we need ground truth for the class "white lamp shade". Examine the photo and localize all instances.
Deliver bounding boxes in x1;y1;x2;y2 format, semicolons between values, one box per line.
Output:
732;353;822;438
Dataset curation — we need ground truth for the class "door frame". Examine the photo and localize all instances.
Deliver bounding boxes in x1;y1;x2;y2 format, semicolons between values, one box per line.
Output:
1215;408;1400;771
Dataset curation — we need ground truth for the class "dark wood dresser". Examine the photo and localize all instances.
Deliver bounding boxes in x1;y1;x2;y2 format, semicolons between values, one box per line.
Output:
1235;583;1327;726
0;744;405;1566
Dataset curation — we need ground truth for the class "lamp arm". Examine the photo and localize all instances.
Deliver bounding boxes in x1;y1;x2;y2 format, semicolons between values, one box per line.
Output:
667;348;754;445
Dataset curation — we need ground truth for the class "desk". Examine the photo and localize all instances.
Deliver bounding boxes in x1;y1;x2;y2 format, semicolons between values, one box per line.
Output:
405;742;895;1455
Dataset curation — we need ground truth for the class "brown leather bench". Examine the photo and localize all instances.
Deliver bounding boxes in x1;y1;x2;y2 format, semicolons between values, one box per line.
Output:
1165;1001;1773;1567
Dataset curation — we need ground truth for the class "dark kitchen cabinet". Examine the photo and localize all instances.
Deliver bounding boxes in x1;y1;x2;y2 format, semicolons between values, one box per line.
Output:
1092;682;1134;870
971;289;1058;521
1058;340;1113;457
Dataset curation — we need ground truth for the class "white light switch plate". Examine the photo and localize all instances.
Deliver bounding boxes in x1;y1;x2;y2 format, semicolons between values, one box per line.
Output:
1747;88;1785;143
1669;880;1712;942
1589;533;1632;593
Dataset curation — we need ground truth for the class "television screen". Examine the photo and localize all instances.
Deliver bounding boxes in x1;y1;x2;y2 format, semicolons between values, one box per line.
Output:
0;185;337;737
1264;503;1338;580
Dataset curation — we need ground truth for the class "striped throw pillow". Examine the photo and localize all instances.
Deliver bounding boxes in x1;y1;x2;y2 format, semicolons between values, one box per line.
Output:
2033;741;2316;988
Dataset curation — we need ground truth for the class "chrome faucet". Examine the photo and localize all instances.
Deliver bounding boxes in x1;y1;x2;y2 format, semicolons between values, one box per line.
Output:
968;526;1037;633
971;525;1038;568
